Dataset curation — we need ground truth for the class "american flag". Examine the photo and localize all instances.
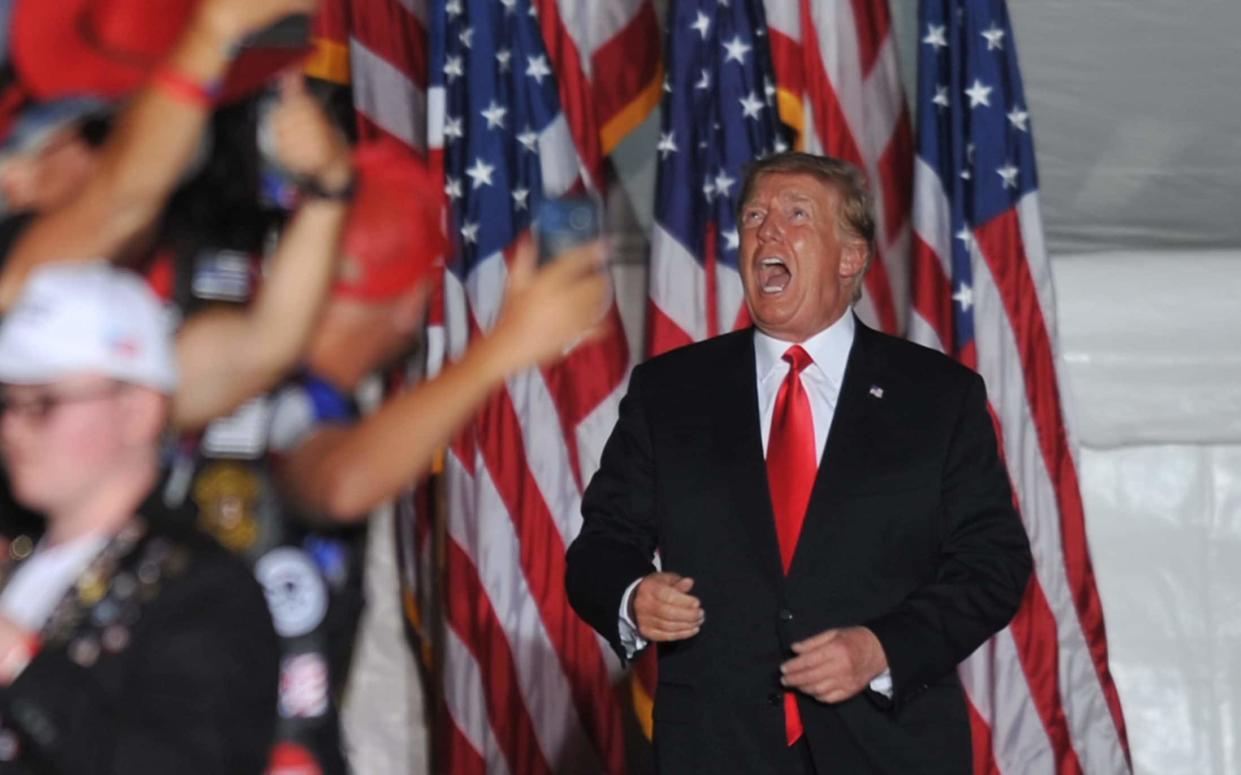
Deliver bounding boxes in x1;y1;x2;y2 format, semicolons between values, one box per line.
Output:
765;0;914;336
308;0;433;150
428;1;659;773
647;0;789;355
909;1;1131;772
311;0;661;771
648;0;912;352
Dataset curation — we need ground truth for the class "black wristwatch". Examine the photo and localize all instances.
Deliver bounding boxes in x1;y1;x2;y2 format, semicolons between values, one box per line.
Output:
299;171;357;202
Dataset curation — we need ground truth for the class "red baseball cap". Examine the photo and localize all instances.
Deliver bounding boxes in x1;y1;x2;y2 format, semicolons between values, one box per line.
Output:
12;0;310;104
334;140;447;302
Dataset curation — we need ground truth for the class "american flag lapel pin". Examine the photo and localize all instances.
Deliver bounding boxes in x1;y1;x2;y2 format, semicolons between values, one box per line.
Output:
868;385;884;399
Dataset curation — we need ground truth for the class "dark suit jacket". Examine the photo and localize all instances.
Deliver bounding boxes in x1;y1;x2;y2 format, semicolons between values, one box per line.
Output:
566;320;1033;775
0;521;280;775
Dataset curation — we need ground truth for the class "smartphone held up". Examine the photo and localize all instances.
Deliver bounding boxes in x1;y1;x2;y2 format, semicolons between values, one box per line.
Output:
534;196;603;265
526;195;613;357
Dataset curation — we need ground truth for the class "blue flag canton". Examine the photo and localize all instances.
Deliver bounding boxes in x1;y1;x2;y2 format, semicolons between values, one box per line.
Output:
918;0;1038;226
655;0;790;271
435;0;566;271
917;0;1039;350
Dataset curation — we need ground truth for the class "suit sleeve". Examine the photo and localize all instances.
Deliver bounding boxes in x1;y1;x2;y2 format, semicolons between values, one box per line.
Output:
566;363;660;662
863;372;1033;704
0;556;280;775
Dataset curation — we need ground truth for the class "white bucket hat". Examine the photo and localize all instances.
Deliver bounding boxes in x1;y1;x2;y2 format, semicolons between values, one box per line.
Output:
0;262;177;392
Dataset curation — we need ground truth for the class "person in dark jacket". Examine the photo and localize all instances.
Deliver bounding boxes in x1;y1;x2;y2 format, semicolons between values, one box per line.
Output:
0;263;280;774
566;152;1033;774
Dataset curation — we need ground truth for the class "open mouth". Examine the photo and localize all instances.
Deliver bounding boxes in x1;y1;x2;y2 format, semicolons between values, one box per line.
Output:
757;257;791;294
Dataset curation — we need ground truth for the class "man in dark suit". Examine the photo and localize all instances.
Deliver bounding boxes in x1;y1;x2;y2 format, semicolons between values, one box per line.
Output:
566;152;1033;774
0;263;279;774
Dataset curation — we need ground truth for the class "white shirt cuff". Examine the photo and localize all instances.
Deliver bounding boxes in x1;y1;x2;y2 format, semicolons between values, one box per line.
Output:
617;578;647;659
869;669;894;698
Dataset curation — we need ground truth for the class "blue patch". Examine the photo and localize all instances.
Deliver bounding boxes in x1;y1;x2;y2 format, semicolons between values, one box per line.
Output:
298;372;357;424
304;536;350;589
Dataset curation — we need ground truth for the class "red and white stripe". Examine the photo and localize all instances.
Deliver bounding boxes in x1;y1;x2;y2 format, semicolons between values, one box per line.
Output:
342;0;432;151
765;0;913;336
911;159;1131;772
426;3;660;773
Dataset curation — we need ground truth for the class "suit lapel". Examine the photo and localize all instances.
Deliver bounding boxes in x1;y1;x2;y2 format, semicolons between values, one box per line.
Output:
713;321;891;585
710;330;785;585
787;318;884;581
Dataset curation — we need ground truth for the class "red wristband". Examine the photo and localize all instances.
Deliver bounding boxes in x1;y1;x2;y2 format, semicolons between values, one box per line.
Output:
150;67;221;108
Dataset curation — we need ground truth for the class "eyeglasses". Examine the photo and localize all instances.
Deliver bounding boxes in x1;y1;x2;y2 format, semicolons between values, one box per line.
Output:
0;383;124;424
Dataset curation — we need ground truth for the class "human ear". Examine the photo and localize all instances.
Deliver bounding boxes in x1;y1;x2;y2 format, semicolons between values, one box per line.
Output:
839;240;867;280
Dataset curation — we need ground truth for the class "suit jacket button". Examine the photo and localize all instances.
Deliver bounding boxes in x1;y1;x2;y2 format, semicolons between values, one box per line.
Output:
778;609;794;622
768;692;782;706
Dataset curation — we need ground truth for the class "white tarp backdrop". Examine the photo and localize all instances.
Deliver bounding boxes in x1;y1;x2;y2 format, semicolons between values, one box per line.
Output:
1055;253;1241;775
1004;0;1241;256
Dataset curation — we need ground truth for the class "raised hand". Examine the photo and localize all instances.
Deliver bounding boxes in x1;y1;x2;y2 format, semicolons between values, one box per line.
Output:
490;236;611;372
268;72;352;191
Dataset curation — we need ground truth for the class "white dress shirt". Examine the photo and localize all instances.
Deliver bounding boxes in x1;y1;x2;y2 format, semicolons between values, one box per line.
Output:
753;311;855;462
0;533;110;632
616;313;892;695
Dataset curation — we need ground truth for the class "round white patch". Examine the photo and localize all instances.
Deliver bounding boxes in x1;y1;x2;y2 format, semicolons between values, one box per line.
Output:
255;547;328;638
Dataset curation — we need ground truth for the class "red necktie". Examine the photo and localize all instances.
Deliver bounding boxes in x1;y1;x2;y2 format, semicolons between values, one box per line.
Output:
766;345;817;745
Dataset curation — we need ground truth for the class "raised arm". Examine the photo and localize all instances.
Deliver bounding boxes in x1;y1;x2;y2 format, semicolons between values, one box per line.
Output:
279;239;611;522
171;72;350;431
0;0;319;310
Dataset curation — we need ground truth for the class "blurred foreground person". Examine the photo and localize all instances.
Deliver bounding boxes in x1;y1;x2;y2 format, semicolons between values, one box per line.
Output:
0;65;351;561
0;4;349;432
160;140;613;771
165;71;353;432
0;263;279;774
0;0;318;303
